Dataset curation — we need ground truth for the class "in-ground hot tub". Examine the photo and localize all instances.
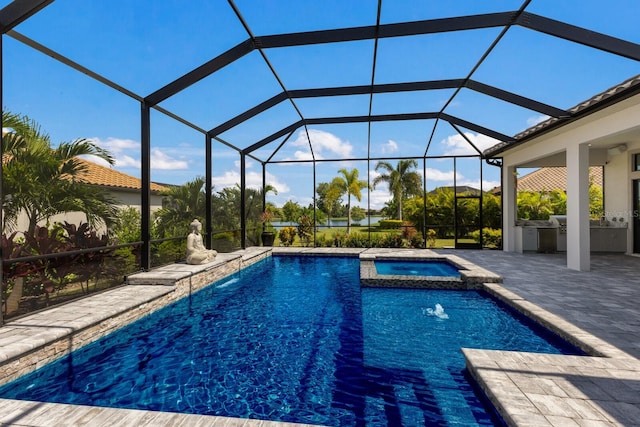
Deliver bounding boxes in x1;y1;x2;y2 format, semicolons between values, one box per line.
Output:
360;252;501;289
374;258;461;277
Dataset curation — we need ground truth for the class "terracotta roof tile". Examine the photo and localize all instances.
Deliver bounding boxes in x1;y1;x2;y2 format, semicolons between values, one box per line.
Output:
76;158;168;193
516;166;603;192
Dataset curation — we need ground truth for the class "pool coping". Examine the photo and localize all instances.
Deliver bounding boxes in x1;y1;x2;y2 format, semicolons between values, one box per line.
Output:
0;247;638;426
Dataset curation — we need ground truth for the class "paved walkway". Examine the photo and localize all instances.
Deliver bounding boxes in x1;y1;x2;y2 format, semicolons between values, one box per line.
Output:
438;250;640;359
439;250;640;426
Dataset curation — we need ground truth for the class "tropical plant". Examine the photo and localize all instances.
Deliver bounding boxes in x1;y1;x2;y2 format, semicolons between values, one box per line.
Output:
517;190;565;220
260;210;275;231
281;200;303;224
334;168;367;233
154;177;207;238
297;215;314;246
279;226;297;246
316;179;345;227
2;111;118;237
372;160;422;221
351;206;366;224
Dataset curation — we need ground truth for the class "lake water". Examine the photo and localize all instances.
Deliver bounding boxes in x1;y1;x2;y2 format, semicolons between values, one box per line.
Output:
273;215;384;229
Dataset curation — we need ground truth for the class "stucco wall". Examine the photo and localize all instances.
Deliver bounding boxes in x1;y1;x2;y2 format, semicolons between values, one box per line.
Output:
499;93;640;259
8;189;164;236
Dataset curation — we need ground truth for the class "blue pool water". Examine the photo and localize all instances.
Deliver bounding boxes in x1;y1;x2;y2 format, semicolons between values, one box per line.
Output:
0;256;583;426
375;259;460;277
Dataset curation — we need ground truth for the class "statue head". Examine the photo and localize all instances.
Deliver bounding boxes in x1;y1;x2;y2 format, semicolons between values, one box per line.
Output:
190;218;202;232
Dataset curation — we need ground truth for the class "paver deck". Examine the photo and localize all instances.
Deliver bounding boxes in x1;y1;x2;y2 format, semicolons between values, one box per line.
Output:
0;248;638;426
439;250;640;426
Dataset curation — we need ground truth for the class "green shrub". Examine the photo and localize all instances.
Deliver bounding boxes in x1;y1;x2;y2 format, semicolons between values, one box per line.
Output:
330;231;345;247
212;232;235;252
297;215;314;247
426;229;437;248
279;226;297;246
410;234;424;248
470;228;502;248
344;232;369;248
315;234;329;247
378;219;403;229
380;233;405;248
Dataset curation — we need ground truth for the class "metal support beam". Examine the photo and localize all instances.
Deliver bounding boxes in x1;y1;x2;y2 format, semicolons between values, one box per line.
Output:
518;12;640;61
140;103;151;270
8;31;143;101
0;33;4;326
440;113;515;143
255;12;515;48
243;111;514;156
205;134;212;249
243;120;304;155
145;39;255;106
209;92;287;136
210;79;566;140
0;0;53;33
465;80;568;118
240;152;246;249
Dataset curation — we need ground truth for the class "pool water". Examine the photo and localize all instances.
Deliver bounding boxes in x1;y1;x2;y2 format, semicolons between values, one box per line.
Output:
375;259;460;277
0;256;583;426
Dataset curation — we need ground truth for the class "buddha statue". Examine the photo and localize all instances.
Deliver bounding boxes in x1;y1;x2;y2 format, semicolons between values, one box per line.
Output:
186;219;217;265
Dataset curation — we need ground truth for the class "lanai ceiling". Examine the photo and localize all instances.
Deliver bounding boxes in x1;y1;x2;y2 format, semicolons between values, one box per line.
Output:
1;0;640;164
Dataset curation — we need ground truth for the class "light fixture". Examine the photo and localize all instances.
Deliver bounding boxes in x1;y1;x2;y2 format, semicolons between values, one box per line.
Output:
607;144;628;156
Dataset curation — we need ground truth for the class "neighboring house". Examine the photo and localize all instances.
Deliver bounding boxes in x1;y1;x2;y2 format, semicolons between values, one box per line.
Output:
10;158;169;234
491;167;603;194
485;74;640;271
429;185;481;195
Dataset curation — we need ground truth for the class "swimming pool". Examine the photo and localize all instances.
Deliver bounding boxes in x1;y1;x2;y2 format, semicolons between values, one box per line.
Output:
374;259;460;277
0;256;583;426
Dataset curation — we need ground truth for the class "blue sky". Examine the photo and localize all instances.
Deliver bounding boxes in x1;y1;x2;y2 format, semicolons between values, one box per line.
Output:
3;0;639;210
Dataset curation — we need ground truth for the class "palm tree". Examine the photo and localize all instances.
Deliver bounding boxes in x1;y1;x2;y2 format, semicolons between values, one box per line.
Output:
154;177;207;238
335;168;367;233
373;160;422;221
317;178;345;228
2;111;118;237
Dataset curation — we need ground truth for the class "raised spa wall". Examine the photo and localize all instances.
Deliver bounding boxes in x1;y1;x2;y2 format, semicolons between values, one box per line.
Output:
359;253;502;289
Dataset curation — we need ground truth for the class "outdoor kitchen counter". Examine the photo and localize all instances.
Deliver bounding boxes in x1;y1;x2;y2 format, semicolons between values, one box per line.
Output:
515;223;627;253
590;225;627;252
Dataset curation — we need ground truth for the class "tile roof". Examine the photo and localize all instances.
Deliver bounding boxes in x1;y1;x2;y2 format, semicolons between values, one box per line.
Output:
75;158;169;193
484;74;640;157
516;166;603;192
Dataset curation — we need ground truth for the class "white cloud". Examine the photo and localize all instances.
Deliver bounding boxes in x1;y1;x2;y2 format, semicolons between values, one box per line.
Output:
368;188;392;210
293;150;315;161
115;155;140;168
88;136;139;154
290;129;353;159
151;149;188;170
234;159;255;169
211;168;290;194
425;168;460;182
440;132;500;156
382;139;398;154
526;115;550;127
211;170;240;189
85;136;188;170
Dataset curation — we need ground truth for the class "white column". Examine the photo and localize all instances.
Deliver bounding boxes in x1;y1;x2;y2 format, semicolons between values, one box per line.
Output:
566;144;590;271
502;164;517;252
